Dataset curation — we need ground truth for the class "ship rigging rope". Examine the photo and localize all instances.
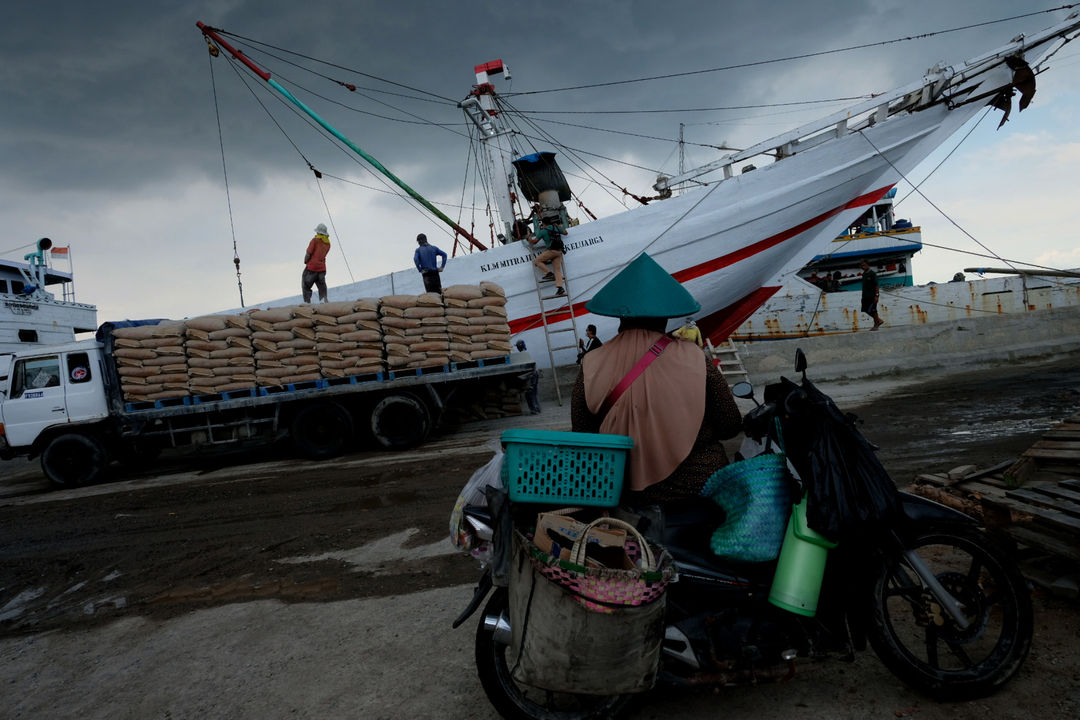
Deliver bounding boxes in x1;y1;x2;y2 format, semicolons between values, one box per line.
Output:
207;48;245;308
218;49;451;250
505;6;1080;96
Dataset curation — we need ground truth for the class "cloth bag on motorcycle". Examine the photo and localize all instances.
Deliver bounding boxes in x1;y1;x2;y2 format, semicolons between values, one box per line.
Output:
508;520;671;695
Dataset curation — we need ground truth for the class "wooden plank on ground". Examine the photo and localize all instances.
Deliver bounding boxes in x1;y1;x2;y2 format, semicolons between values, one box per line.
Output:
1004;526;1080;563
1021;447;1080;461
1029;440;1080;450
1005;487;1080;520
1027;484;1080;506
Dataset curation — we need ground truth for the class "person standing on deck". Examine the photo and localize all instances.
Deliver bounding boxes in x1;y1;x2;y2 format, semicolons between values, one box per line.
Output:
414;233;447;294
302;223;331;303
860;258;884;330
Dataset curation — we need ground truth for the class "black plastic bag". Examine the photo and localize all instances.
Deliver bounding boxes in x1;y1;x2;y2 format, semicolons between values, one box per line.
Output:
772;377;901;542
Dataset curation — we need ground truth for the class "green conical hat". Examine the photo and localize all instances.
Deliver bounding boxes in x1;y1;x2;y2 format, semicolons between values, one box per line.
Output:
586;253;701;318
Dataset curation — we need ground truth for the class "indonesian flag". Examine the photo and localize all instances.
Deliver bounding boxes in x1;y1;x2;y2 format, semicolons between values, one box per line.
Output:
51;246;69;255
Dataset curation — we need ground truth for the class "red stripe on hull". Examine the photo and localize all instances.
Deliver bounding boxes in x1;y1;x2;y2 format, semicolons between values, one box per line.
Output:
507;185;893;335
699;286;782;344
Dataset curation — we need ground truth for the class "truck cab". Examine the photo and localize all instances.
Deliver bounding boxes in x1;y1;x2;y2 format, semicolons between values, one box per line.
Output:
0;340;109;461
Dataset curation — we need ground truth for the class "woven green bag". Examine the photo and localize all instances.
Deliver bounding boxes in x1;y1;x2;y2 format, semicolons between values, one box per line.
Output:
700;453;791;562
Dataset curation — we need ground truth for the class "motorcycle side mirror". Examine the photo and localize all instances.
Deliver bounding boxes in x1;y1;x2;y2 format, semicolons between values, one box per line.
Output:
730;381;758;405
794;348;807;374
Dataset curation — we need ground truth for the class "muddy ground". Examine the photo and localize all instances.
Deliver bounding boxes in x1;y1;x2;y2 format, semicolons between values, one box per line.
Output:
1;356;1078;719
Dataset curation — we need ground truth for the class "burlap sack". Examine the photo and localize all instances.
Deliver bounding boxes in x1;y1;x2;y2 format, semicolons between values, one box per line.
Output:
483;305;508;318
252;331;294;342
379;305;405;318
114;348;157;360
112;325;157;340
320;358;361;370
139;337;187;349
256;367;297;379
446;307;484;318
339;330;382;343
312;313;338;326
278;339;316;349
380;316;422;329
385;343;410;357
273;318;315;330
228;356;255;367
209;347;253;360
379;295;418;309
471;349;508;359
185;340;229;352
340;347;384;358
355;298;379;313
443;297;469;308
339;312;380;326
256;349;296;360
189;358;230;369
403;306;445;319
207;328;250;341
319;301;359;317
443;285;484;300
118;366;157;378
186;316;229;332
250;308;294;323
480;281;506;297
467;296;507;308
416;292;444;307
151;323;185;338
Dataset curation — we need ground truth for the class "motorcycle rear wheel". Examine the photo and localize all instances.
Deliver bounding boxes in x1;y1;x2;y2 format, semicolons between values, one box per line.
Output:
474;588;632;720
866;521;1033;700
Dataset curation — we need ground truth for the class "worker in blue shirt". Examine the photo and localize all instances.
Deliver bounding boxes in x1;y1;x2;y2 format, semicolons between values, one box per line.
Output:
414;233;448;293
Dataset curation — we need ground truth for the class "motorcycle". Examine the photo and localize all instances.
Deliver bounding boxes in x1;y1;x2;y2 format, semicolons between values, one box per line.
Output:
453;349;1033;719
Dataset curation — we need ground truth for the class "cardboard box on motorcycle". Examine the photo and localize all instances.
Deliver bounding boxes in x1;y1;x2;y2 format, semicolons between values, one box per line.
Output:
532;511;635;569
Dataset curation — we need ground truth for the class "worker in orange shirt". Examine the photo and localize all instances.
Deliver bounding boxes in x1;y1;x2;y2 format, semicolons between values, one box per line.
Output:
302;223;331;303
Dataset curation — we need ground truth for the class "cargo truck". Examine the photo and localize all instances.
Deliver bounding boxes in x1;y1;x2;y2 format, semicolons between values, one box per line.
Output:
0;329;533;488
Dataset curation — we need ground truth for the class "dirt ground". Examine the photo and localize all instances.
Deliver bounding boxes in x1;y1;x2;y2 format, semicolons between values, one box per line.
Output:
1;356;1078;719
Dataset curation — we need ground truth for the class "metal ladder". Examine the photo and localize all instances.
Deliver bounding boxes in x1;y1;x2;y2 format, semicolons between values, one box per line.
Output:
533;265;580;406
706;338;750;382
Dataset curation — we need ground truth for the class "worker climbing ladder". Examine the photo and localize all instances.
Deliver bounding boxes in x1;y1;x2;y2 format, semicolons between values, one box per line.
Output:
706;338;749;383
532;266;580;406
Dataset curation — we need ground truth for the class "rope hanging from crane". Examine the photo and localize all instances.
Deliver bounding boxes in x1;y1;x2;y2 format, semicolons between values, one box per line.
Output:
205;36;245;307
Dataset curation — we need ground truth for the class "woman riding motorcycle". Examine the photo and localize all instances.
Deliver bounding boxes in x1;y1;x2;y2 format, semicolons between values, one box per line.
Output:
570;253;742;504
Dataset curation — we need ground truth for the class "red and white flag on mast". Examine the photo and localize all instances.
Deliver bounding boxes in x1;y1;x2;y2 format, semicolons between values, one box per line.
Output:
50;246;70;255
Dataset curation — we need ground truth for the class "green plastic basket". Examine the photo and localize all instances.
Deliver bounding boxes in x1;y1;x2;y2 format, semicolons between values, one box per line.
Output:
501;429;634;507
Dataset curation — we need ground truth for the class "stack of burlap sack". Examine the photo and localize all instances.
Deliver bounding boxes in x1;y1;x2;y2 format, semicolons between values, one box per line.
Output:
443;282;512;362
111;283;512;402
381;283;511;370
248;300;385;385
112;321;193;403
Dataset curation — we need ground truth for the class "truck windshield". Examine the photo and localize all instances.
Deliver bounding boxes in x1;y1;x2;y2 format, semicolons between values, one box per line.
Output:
11;355;61;397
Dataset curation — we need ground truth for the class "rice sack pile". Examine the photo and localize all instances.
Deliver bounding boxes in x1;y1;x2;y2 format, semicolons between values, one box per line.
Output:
183;314;257;395
443;282;511;361
112;321;190;402
312;299;386;377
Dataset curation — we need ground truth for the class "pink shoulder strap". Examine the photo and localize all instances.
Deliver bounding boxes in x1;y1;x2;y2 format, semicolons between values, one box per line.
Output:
597;335;674;420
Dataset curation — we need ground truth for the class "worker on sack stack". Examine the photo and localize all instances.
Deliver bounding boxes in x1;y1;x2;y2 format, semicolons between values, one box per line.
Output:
302;222;331;303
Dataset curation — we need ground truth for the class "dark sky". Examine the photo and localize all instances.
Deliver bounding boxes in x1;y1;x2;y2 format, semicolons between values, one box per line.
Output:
2;1;1077;321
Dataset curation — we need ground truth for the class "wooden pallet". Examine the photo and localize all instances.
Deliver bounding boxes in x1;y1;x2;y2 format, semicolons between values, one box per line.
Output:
910;411;1080;575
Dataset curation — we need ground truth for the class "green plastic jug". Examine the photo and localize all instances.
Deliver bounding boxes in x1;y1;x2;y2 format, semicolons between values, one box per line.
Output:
768;496;838;617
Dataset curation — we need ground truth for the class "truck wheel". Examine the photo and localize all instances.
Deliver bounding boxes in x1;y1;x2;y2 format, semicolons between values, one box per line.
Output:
371;394;430;450
41;433;108;488
290;401;354;460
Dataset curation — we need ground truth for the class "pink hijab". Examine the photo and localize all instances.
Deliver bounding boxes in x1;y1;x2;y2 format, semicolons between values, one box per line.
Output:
582;328;706;491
